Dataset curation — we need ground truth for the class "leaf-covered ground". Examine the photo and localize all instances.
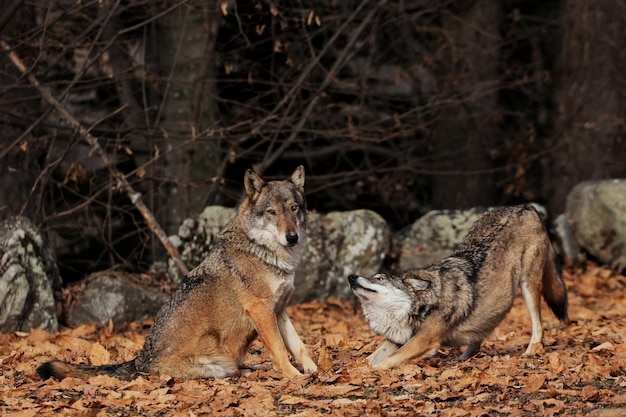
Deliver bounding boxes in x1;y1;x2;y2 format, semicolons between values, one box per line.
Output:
2;262;626;416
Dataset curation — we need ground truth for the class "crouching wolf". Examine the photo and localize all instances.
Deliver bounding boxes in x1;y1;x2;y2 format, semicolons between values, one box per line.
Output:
349;204;569;370
37;166;317;380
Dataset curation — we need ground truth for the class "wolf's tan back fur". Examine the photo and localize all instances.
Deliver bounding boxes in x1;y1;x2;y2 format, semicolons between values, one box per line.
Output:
37;166;317;380
443;205;569;347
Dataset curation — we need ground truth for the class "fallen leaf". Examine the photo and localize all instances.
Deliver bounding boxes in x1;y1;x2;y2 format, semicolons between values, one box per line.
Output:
89;342;111;365
278;395;310;405
581;385;601;401
521;374;545;393
592;342;615;352
304;383;360;397
2;261;626;416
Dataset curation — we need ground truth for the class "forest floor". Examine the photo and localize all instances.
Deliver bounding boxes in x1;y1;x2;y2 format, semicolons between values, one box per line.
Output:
2;262;626;416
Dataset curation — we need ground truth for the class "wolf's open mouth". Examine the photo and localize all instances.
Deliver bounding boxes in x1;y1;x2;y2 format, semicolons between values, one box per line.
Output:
348;275;378;293
350;282;377;293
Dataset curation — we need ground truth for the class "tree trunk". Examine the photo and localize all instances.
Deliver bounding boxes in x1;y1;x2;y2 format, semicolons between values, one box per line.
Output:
154;1;221;233
549;0;626;214
429;0;500;210
0;0;39;221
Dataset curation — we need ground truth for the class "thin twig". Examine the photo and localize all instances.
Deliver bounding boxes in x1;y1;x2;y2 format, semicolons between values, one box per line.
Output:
235;0;376;158
1;39;190;276
256;0;388;173
0;0;25;35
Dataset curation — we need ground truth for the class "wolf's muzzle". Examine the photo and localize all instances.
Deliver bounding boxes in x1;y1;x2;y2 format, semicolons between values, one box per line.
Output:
348;275;364;290
348;275;376;293
286;233;299;246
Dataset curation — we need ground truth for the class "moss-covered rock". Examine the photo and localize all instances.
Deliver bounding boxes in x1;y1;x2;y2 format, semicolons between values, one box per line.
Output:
566;179;626;272
0;216;62;332
68;271;167;327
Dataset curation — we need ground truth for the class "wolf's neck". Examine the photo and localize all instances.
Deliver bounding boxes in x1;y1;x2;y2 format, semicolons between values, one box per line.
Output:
245;239;301;274
220;227;302;274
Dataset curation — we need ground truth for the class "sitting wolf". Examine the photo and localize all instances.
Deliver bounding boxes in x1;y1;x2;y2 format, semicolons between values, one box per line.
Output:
38;166;317;380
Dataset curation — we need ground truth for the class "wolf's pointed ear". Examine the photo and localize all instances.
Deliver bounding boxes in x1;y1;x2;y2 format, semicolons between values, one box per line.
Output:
244;169;266;200
406;277;430;291
289;165;305;191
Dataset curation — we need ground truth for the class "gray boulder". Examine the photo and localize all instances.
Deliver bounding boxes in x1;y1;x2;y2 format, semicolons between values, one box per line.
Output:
292;209;390;304
67;271;167;327
165;207;390;303
167;206;236;283
0;216;62;333
551;213;582;261
566;179;626;271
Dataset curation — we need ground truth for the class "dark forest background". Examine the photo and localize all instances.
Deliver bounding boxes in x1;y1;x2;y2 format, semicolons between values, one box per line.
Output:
1;0;625;281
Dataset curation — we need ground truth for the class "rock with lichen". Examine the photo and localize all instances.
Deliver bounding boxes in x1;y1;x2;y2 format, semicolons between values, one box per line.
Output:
566;179;626;272
67;271;167;327
292;210;390;303
0;216;62;332
166;206;236;283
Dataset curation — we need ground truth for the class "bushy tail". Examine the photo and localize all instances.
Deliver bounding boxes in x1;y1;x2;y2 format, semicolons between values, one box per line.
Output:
36;359;137;381
542;246;570;324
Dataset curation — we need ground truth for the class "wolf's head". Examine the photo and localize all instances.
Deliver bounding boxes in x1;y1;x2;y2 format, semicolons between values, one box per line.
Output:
348;272;431;345
242;165;307;249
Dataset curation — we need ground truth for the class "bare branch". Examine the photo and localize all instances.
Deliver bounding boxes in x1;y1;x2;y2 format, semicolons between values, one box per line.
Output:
255;0;389;174
1;39;189;276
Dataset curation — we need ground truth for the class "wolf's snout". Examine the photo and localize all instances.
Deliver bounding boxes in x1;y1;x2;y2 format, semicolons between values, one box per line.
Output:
286;233;299;245
348;275;359;285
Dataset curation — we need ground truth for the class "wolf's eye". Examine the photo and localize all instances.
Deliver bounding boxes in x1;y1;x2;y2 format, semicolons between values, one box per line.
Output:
290;204;298;212
266;208;276;215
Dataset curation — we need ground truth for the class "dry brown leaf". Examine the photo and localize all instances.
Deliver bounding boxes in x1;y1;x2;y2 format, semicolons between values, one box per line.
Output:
329;397;366;407
521;374;545;393
582;385;601;401
278;395;310;405
588;409;626;417
69;324;98;337
304;383;360;397
26;329;50;343
89;342;111;365
55;335;92;354
592;341;615;352
7;409;40;417
323;333;344;347
2;261;626;416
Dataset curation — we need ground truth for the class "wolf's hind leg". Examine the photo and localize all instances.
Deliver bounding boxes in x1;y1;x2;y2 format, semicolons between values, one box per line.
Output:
193;356;240;378
520;279;544;355
458;341;482;361
368;339;399;366
154;355;239;379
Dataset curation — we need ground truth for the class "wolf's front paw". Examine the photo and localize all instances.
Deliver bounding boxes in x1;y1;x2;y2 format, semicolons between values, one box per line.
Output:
367;351;384;366
282;365;303;378
371;359;394;371
302;357;317;373
523;342;544;356
368;340;399;366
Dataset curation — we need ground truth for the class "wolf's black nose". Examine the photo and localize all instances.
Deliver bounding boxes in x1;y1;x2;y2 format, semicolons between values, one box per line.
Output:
348;274;358;284
286;233;299;245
